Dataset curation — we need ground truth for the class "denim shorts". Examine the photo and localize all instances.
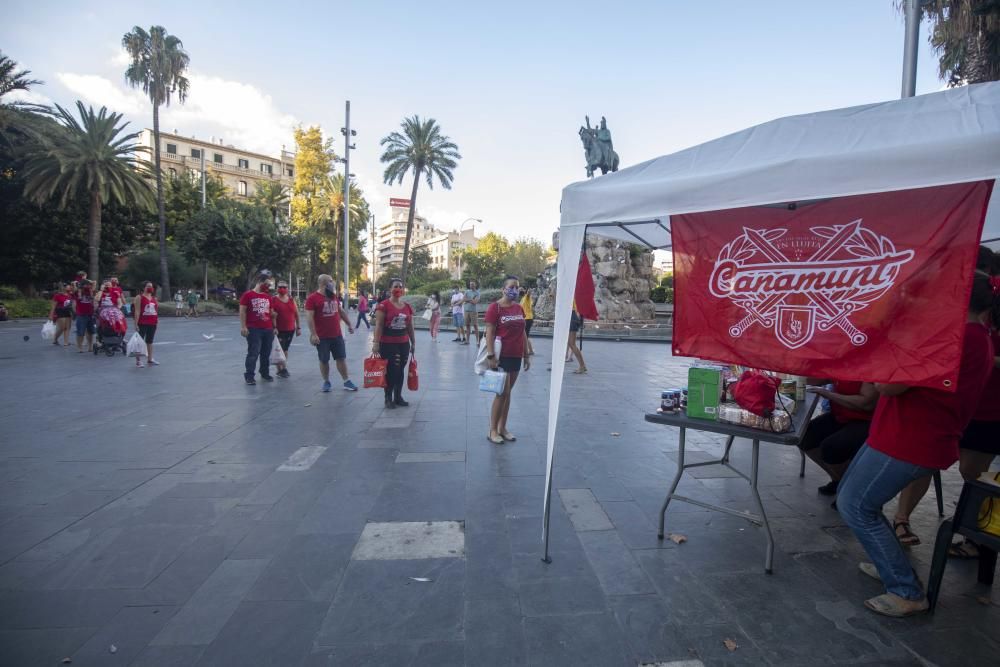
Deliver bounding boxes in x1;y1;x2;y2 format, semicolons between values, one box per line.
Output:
75;315;94;336
316;336;346;364
453;312;465;328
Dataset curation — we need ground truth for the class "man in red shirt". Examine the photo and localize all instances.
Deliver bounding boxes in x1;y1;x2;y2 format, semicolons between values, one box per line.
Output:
239;271;277;385
837;272;995;617
74;276;95;353
305;274;357;393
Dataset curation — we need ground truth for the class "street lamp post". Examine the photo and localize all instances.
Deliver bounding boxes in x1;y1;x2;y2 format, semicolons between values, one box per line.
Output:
340;101;356;307
455;217;482;281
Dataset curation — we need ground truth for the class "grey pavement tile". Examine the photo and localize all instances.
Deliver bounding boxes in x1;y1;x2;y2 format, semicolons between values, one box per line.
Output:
246;533;355;601
523;611;633;667
0;588;140;629
14;525;97;563
601;500;673;550
315;558;464;645
303;642;421;666
578;529;656;595
19;489;121;518
518;575;607;617
131;644;207;666
149;558;270;646
238;470;300;506
261;475;328;521
500;475;546;518
369;475;466;522
395;451;466;463
62;604;178;667
464;594;527;666
0;514;80;564
414;640;465;665
142;535;229;605
204;503;272;553
195;600;328;666
352;521;465;561
0;627;98;667
558;488;615;532
635;550;732;626
228;520;298;559
163;481;258;498
296;479;383;535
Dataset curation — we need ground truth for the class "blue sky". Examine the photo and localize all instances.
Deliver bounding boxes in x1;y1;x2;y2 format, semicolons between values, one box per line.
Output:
2;1;946;246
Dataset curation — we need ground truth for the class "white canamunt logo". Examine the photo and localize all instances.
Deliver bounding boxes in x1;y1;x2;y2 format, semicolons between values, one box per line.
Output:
708;220;914;350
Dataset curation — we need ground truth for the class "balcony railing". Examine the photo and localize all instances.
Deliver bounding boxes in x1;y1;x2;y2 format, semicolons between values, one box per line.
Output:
157;153;292;183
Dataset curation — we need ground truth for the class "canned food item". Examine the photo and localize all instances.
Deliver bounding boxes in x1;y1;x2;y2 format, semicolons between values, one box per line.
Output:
660;389;681;413
779;380;796;397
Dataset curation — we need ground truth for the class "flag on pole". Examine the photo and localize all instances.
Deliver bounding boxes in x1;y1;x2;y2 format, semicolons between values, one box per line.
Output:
671;181;993;390
575;251;600;320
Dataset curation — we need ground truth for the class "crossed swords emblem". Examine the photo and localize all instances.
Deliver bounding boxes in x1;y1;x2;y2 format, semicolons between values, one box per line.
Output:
727;220;868;346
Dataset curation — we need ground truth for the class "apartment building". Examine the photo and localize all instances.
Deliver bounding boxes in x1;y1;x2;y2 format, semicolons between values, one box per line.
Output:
375;198;438;276
137;129;295;199
411;228;479;280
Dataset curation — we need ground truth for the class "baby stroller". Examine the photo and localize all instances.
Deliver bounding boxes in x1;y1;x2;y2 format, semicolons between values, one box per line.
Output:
94;306;128;357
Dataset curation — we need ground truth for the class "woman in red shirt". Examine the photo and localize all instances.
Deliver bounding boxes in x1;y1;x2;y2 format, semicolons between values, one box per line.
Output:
49;283;74;346
132;281;160;367
837;272;995;617
799;380;877;495
271;280;300;379
372;278;415;408
484;275;531;444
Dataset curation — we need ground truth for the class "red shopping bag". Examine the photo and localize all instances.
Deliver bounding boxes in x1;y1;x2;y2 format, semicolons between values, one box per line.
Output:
364;355;388;389
407;357;419;391
731;370;780;417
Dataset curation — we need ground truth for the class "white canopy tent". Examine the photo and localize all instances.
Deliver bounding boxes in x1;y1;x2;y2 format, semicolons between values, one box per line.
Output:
542;82;1000;559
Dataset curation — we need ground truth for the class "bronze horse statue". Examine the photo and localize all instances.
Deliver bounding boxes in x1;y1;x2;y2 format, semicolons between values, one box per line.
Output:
579;124;619;178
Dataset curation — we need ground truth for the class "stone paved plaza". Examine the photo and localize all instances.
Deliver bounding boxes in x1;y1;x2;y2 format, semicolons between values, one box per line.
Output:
0;317;997;666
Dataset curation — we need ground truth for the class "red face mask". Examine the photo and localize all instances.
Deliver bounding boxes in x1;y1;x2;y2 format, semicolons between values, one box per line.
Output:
391;287;404;298
145;286;154;294
277;287;288;295
260;283;271;293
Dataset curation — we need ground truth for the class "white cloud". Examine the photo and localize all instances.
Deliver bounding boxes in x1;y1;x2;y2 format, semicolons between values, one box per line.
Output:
5;88;53;108
55;69;299;156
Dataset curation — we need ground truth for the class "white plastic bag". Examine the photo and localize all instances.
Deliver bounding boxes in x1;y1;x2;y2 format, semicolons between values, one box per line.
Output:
421;308;433;320
126;331;147;358
270;336;286;365
479;369;507;395
474;337;503;375
41;320;57;341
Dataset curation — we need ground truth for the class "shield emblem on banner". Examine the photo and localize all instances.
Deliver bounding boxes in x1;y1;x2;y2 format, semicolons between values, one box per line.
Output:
774;305;816;350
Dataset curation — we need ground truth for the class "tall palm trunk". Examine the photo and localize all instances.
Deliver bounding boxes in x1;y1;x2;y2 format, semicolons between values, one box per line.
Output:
153;102;170;298
88;186;102;282
400;166;422;283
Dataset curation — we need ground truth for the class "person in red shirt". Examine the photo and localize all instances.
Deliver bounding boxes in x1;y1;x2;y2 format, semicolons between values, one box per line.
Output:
371;277;414;407
837;271;995;617
239;271;277;385
355;292;370;331
799;381;877;495
74;278;95;353
305;274;357;393
132;281;159;367
271;280;300;379
49;283;75;346
484;275;531;444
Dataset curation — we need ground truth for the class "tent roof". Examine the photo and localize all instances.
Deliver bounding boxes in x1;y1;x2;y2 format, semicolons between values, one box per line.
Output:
559;82;1000;249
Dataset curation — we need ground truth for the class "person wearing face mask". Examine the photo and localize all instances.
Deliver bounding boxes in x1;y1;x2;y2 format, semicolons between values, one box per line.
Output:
305;274;358;393
49;283;75;346
484;276;530;444
74;277;95;353
239;271;278;385
463;279;481;345
372;278;415;407
271;281;300;379
133;281;159;367
450;285;466;343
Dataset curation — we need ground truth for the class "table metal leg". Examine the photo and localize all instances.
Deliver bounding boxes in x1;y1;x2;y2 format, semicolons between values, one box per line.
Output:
748;439;775;574
721;435;734;465
658;427;686;540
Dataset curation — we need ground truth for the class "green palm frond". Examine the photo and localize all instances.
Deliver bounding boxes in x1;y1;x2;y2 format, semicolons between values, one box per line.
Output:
122;25;191;107
378;115;462;191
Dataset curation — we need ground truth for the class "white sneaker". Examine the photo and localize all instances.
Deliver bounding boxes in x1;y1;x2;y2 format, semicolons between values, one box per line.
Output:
148;359;160;366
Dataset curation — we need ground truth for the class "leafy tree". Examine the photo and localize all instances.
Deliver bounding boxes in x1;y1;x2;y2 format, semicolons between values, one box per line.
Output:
503;238;549;283
254;180;290;225
165;170;226;239
21;102;154;282
0;52;48;142
461;232;510;285
122;24;191;301
121;245;203;291
379;116;461;281
290;125;335;281
900;1;1000;85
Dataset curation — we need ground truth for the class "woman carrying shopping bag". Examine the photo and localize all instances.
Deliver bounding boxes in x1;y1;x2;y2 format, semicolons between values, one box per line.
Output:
484;275;530;444
49;283;75;347
132;282;159;367
372;278;415;409
426;291;442;341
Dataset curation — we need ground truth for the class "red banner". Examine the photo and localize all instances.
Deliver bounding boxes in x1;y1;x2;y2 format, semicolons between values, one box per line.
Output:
576;252;600;320
671;182;992;390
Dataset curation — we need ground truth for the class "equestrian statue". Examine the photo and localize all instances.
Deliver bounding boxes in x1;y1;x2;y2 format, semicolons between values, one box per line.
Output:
579;115;619;178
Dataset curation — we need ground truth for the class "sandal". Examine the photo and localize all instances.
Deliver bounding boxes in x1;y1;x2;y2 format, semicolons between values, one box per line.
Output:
893;521;921;546
487;434;504;445
573;368;588;374
500;432;517;442
947;539;980;559
863;593;928;618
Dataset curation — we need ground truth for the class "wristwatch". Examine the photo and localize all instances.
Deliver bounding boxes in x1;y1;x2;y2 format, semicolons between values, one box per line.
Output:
487;354;495;359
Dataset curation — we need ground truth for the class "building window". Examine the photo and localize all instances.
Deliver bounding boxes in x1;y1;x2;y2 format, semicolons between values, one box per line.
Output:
260;163;273;175
168;167;177;177
166;143;177;155
213;153;223;164
238;158;249;169
286;167;293;177
238;181;247;197
191;148;201;159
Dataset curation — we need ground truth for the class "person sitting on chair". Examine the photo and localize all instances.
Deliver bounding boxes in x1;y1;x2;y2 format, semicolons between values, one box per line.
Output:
800;380;877;496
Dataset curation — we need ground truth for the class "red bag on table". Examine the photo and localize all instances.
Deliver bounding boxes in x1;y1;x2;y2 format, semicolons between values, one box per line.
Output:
731;370;780;417
407;357;419;391
363;355;388;389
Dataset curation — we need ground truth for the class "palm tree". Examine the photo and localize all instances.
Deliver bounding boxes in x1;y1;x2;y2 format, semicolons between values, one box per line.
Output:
0;52;48;140
324;172;368;284
21;102;155;281
379;116;461;281
122;25;190;300
898;1;1000;85
254;180;290;226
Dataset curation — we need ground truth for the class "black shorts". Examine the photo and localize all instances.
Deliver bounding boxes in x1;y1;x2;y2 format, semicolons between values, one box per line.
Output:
960;419;1000;455
277;330;294;352
498;356;522;373
570;316;582;333
316;336;346;364
798;411;869;465
138;324;156;344
525;319;534;335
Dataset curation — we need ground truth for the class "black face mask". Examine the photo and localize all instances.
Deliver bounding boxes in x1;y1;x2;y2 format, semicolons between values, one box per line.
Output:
324;285;336;298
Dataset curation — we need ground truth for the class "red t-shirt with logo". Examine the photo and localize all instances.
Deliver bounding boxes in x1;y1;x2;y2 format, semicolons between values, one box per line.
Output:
868;322;994;469
272;297;298;333
485;302;526;359
305;292;343;339
52;293;73;315
240;290;275;329
972;329;1000;422
376;300;412;344
830;381;874;423
110;287;123;306
138;295;158;326
76;285;94;316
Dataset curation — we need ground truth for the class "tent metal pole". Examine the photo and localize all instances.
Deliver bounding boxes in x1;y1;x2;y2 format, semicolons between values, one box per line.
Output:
901;0;920;98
